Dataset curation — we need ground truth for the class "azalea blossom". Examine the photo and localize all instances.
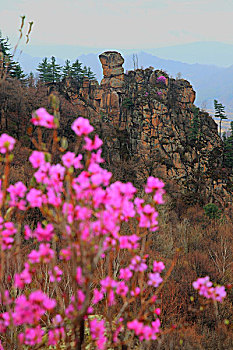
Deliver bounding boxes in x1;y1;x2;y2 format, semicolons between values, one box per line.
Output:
0;133;15;153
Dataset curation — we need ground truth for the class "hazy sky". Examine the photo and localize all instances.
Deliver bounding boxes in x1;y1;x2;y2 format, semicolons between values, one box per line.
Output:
1;0;233;50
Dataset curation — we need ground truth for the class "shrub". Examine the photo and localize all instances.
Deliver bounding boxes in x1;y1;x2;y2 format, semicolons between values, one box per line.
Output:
0;108;227;349
204;203;221;220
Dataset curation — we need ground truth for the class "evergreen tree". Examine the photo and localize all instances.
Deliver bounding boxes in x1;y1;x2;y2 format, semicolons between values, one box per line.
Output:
214;99;227;137
0;31;12;68
82;65;88;77
62;59;72;79
71;59;84;83
26;72;35;87
37;57;53;83
82;65;96;80
11;62;27;83
223;121;233;169
50;56;62;83
188;106;200;145
0;31;20;79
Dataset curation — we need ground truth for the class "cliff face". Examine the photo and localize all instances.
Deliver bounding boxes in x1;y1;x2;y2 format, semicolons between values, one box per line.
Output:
64;51;227;201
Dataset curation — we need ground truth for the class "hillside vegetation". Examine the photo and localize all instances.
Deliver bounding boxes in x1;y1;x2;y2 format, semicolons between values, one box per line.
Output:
0;36;232;349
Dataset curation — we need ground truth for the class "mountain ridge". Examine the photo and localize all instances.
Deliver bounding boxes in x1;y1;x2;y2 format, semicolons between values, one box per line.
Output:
17;50;233;122
20;41;233;67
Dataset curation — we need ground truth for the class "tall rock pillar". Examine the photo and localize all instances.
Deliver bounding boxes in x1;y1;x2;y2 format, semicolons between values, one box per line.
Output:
99;51;124;89
97;51;124;126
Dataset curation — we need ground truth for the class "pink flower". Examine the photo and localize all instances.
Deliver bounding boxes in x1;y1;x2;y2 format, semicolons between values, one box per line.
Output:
137;204;159;231
31;108;57;129
0;291;12;306
29;290;56;310
71;117;94;136
62;203;74;223
62;152;76;168
46;188;62;207
13;291;56;326
26;189;43;208
148;272;163;288
28;243;54;264
101;277;118;306
130;287;141;296
129;255;147;272
76;266;85;285
90;149;104;164
127;319;144;335
14;263;32;288
127;319;160;341
48;327;65;346
153;260;165;273
213;286;227;302
116;281;128;297
0;220;17;250
119;268;133;281
118;235;140;250
74;205;92;221
52;314;63;326
7;185;27;210
49;266;63;282
59;247;72;261
145;177;165;193
76;289;85;310
33;222;55;242
24;225;33;240
193;276;226;302
29;151;45;168
192;276;212;291
73;154;83;169
100;277;118;292
89;319;107;350
7;182;27;201
113;324;123;343
144;177;165;205
92;289;104;304
19;326;45;346
0;133;15;153
157;75;166;84
152;318;161;332
153;189;165;204
83;135;103;151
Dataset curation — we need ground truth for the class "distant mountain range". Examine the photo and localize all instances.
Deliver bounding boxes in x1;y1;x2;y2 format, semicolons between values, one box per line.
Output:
146;41;233;67
20;41;233;67
16;42;233;127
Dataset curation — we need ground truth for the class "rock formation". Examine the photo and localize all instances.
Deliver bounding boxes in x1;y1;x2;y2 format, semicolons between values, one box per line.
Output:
99;51;124;89
62;51;231;203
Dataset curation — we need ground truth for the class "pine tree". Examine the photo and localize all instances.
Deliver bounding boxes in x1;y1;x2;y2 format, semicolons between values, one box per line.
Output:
50;56;62;83
71;59;84;83
26;72;35;87
0;31;20;79
82;65;96;80
11;62;27;83
188;106;200;145
62;59;72;79
82;65;88;77
214;99;227;137
0;31;12;69
223;121;233;169
37;57;53;83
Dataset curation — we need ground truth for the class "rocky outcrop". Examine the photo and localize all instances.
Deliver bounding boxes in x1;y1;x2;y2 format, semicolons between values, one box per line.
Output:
93;51;125;127
99;51;124;89
62;51;230;202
